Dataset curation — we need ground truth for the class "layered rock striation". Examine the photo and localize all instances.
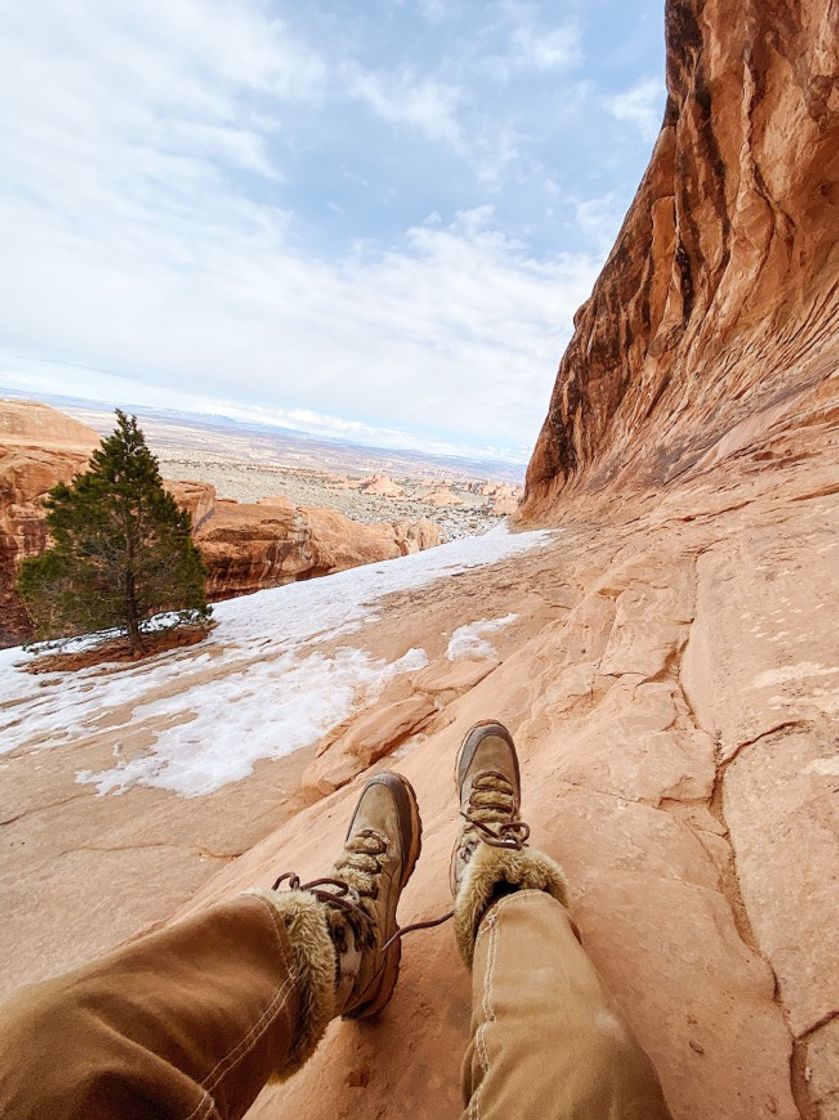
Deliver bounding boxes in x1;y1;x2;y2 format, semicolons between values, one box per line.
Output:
522;0;838;518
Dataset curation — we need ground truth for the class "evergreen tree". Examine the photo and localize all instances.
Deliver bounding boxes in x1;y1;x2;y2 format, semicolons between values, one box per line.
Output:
19;410;210;653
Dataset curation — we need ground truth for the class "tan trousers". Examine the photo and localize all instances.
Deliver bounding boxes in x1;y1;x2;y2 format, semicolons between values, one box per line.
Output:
0;890;671;1120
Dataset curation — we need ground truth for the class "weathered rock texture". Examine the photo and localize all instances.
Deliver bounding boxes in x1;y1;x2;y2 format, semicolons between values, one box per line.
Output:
510;0;839;1113
195;501;439;599
0;402;99;647
0;402;440;644
522;0;838;517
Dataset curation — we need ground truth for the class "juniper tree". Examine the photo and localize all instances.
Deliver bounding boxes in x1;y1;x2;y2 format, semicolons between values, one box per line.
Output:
19;410;210;653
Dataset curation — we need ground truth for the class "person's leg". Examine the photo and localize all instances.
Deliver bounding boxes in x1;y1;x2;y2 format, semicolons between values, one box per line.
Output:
0;771;421;1120
450;721;672;1120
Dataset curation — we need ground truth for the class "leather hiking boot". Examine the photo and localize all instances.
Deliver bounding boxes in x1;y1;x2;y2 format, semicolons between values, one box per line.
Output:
275;771;422;1020
449;719;529;897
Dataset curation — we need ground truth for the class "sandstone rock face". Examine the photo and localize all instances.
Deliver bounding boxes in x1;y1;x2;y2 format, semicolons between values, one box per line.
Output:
0;399;101;451
511;0;839;1111
303;695;436;796
522;0;838;517
0;402;99;646
195;502;440;599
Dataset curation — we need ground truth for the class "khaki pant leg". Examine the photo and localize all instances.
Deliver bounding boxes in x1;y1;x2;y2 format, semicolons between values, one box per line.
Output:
0;894;319;1120
461;889;672;1120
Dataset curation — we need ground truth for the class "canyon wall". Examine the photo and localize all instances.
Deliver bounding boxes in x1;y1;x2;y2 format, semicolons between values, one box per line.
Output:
0;403;99;647
0;402;439;645
521;0;838;519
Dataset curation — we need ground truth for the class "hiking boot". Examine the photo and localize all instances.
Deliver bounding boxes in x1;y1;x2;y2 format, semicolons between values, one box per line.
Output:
449;719;528;897
449;719;569;967
274;770;422;1019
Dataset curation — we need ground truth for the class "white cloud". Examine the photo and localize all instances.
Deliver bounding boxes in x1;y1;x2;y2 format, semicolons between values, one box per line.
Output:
480;4;581;82
0;194;598;459
417;0;450;24
512;22;581;72
603;77;664;142
575;193;627;255
349;66;463;146
0;0;608;460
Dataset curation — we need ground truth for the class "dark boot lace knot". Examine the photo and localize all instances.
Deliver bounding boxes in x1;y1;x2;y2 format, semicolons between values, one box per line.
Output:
458;770;530;864
272;828;388;952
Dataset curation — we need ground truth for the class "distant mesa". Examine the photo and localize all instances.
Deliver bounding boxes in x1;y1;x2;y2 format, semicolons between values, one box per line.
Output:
357;473;405;498
416;484;462;507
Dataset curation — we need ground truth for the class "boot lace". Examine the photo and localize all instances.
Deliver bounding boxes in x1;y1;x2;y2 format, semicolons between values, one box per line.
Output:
272;828;388;947
381;771;530;951
457;770;530;864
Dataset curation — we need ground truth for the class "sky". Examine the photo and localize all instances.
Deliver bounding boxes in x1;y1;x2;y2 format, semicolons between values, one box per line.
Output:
0;0;666;464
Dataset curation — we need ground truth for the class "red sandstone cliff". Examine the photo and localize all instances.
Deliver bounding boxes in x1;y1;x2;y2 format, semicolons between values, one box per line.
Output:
0;403;100;646
521;0;838;519
0;402;440;646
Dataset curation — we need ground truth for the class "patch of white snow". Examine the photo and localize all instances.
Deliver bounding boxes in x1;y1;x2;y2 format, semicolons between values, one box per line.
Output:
0;526;552;796
446;614;518;661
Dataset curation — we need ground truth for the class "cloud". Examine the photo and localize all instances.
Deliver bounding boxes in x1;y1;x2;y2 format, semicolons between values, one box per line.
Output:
0;0;643;462
417;0;450;24
575;193;627;255
479;4;582;82
603;77;664;142
511;22;581;72
0;190;599;460
349;66;463;146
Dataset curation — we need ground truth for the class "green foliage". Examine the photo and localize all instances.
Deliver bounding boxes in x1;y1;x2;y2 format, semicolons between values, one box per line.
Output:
18;410;211;652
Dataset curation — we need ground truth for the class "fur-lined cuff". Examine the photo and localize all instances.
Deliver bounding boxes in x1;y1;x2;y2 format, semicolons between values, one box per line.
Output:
454;845;570;967
247;888;337;1078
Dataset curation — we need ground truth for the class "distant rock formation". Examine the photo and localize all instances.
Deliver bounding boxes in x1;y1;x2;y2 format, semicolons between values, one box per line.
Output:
417;484;461;507
0;401;440;646
521;0;838;519
357;473;405;498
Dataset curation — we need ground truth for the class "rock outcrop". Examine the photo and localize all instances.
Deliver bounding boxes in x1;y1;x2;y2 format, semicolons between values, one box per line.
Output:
417;483;461;507
0;402;441;644
522;0;838;518
509;0;839;1112
0;403;99;647
195;501;439;599
357;473;405;498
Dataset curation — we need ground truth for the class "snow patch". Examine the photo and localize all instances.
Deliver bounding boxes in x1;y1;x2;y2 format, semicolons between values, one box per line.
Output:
77;646;428;798
446;614;518;661
0;526;552;796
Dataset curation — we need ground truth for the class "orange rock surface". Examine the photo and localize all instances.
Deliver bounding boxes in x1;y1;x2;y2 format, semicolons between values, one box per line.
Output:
522;0;838;519
195;501;440;599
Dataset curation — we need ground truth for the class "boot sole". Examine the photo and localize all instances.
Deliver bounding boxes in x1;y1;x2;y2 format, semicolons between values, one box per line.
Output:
342;771;422;1019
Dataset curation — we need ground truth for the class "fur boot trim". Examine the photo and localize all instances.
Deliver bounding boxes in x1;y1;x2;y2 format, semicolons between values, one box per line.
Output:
454;844;570;968
247;887;337;1078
